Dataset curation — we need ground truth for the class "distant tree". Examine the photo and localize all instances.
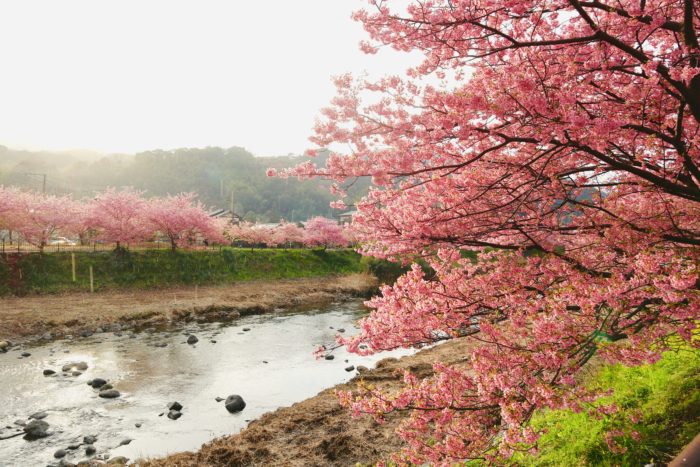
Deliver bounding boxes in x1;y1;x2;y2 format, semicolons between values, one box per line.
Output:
271;221;305;248
226;222;273;248
146;193;220;251
0;186;15;217
10;191;72;252
67;200;96;246
303;217;347;249
87;188;152;250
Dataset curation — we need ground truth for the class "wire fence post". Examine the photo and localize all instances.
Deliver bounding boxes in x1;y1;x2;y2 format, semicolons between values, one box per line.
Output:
89;265;94;293
71;252;76;282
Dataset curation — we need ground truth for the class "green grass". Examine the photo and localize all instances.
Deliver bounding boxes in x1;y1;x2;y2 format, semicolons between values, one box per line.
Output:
0;248;365;295
512;348;700;466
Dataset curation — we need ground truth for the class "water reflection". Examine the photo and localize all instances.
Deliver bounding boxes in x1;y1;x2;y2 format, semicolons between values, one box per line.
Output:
0;301;411;466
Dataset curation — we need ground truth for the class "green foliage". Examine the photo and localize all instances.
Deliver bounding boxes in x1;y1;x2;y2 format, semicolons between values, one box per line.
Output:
360;256;409;285
0;248;364;295
512;349;700;466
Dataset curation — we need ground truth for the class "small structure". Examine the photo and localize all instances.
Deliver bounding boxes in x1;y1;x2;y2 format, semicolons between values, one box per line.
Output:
337;210;357;225
209;208;242;225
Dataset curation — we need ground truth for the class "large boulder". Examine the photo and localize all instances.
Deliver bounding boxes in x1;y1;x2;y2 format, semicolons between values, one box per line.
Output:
98;389;121;399
224;395;246;413
186;335;198;345
23;420;50;440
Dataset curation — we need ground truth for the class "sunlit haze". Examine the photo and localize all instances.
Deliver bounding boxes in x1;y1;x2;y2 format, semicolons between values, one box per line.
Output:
0;0;417;156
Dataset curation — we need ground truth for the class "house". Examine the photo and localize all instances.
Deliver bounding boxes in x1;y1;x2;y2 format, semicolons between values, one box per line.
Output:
337;210;357;225
209;208;242;225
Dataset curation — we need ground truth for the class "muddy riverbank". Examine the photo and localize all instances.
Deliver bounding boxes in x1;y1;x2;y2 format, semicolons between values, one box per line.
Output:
0;274;376;344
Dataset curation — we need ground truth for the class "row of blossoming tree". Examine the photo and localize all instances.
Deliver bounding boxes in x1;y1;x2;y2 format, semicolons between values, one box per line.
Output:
276;0;699;464
0;186;351;252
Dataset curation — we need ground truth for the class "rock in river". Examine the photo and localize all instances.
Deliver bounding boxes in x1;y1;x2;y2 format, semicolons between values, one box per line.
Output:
167;410;182;420
324;355;335;360
90;378;108;389
345;365;355;372
98;389;121;399
186;335;198;345
62;361;88;372
167;401;183;411
43;369;56;376
23;420;50;440
20;352;31;357
29;411;48;420
224;395;246;413
83;435;97;444
54;449;67;459
85;445;97;455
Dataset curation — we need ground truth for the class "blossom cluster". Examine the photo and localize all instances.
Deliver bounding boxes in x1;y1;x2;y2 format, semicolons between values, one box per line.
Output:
0;187;351;251
279;0;700;464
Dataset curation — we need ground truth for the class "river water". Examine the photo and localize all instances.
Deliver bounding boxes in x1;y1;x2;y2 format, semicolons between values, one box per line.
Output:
0;301;412;466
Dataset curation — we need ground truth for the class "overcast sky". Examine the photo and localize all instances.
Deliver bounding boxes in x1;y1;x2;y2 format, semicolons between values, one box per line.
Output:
0;0;418;156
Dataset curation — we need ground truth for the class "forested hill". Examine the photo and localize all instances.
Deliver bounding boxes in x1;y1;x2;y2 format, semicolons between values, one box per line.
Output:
0;145;369;222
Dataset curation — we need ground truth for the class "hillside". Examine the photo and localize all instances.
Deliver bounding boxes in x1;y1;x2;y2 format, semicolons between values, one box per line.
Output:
0;145;369;222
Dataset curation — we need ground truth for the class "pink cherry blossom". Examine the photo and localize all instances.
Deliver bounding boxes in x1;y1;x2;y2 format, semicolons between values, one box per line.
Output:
279;1;700;463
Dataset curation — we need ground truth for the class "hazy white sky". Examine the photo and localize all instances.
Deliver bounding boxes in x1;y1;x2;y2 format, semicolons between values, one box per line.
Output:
0;0;418;156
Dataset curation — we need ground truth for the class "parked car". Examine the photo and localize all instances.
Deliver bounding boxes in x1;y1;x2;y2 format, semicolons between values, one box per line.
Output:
49;237;77;246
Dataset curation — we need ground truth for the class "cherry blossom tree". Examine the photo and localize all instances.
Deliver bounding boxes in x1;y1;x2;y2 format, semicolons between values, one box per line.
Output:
87;188;152;250
0;186;16;218
207;217;233;246
280;1;700;464
0;187;20;241
271;221;305;248
146;193;221;251
66;199;96;246
10;191;73;252
302;216;348;248
227;221;274;248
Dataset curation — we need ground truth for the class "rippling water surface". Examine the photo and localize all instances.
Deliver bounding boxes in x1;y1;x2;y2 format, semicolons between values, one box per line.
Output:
0;300;412;466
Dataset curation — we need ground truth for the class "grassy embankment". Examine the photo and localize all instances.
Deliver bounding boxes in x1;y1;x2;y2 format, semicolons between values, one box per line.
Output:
0;248;365;295
509;347;700;466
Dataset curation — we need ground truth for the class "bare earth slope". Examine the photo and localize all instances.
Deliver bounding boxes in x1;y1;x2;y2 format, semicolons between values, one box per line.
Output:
0;274;375;342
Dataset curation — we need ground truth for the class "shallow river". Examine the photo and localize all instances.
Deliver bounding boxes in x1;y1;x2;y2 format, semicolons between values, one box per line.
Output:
0;301;412;466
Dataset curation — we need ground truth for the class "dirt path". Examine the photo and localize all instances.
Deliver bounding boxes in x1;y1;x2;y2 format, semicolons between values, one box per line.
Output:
143;337;472;467
0;274;376;342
